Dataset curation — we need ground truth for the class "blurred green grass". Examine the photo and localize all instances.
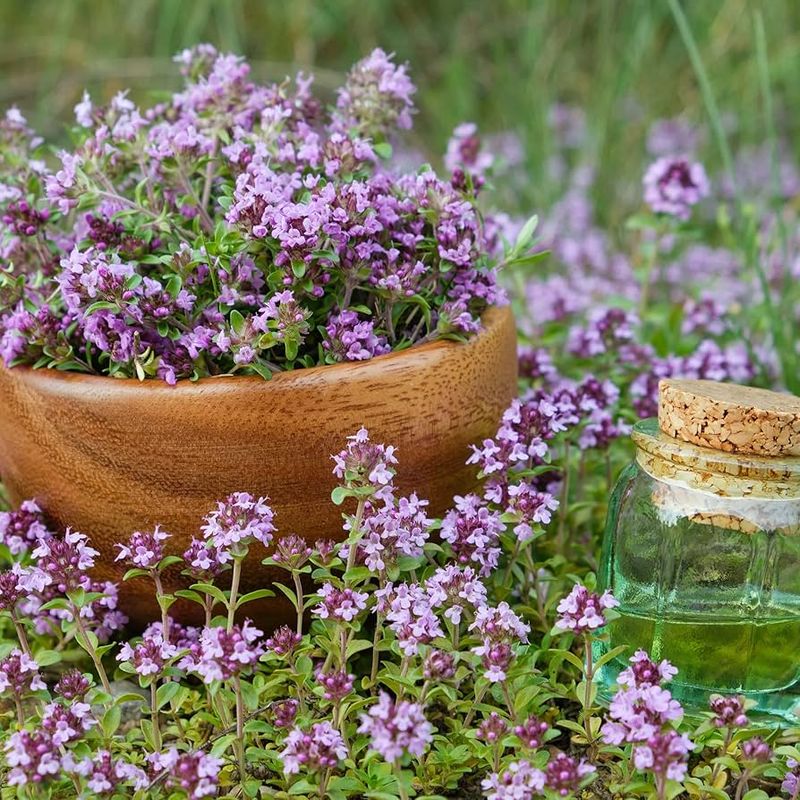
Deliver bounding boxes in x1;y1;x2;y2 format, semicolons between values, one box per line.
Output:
2;0;800;221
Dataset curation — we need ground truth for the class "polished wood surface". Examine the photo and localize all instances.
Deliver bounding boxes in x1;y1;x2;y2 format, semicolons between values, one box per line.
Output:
0;306;517;627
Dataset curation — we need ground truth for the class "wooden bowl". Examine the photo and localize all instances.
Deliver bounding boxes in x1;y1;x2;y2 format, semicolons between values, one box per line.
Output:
0;306;517;628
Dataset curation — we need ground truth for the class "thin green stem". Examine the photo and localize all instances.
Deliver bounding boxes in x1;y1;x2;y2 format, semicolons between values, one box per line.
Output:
153;571;170;644
234;676;246;787
150;681;162;752
227;557;243;632
344;498;367;577
582;632;595;747
72;605;112;694
293;571;304;636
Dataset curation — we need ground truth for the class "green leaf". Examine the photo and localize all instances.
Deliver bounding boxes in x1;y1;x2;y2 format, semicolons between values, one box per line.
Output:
230;309;246;337
34;649;62;667
156;681;183;710
593;644;628;670
236;588;275;608
101;704;122;738
373;141;393;160
331;486;350;506
191;582;228;605
512;214;538;254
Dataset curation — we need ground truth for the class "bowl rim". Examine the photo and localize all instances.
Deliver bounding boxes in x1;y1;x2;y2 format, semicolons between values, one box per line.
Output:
0;305;513;394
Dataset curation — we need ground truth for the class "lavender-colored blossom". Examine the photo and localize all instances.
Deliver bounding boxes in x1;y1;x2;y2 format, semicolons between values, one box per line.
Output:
265;625;302;657
117;632;178;676
148;748;222;799
482;759;546;800
335;48;416;136
633;730;693;784
357;691;433;763
618;650;678;689
0;500;51;556
478;712;509;744
272;698;299;728
375;581;444;656
31;527;99;593
783;758;800;797
41;701;95;746
3;730;62;787
555;584;618;633
425;565;487;625
423;650;456;681
323;309;390;362
316;669;354;702
445;122;493;180
54;669;91;700
201;492;276;556
601;684;684;746
506;482;559;541
709;694;748;728
545;752;595;797
470;602;530;682
314;582;369;623
281;721;348;775
272;534;313;569
741;737;772;764
332;427;397;494
514;716;549;750
114;525;170;569
67;750;148;795
643;156;710;220
440;494;504;576
183;537;225;579
0;649;47;695
184;621;265;683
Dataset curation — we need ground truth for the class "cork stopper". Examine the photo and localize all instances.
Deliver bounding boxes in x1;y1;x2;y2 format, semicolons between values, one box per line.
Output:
658;379;800;457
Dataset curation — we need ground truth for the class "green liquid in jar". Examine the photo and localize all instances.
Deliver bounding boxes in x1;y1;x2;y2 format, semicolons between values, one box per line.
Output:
604;607;800;694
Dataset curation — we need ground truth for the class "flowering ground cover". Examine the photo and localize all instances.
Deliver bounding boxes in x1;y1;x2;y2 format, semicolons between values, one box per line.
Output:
2;13;800;800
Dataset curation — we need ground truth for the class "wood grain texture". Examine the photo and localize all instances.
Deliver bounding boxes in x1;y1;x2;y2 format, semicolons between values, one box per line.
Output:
0;306;517;628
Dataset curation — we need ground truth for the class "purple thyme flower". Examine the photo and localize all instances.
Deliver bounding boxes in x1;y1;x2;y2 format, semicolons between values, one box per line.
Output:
332;427;397;495
783;759;800;797
148;749;222;799
117;632;178;676
470;602;530;682
322;309;390;362
4;731;62;787
618;650;678;689
506;482;559;542
478;712;509;744
545;751;595;797
316;668;354;702
31;527;99;593
601;684;684;746
482;759;545;800
265;625;302;657
741;737;772;765
0;649;47;695
41;701;95;746
710;694;748;728
272;698;299;729
0;568;24;612
314;582;369;623
334;48;416;136
201;492;276;556
280;721;348;775
643;156;710;220
633;730;693;785
54;669;91;701
183;537;225;579
514;716;549;750
272;534;313;570
357;692;433;763
66;750;148;794
0;500;51;556
555;584;618;633
440;494;505;576
445;122;493;180
114;525;170;569
423;650;456;681
425;564;487;625
184;620;265;683
347;493;431;573
374;581;444;657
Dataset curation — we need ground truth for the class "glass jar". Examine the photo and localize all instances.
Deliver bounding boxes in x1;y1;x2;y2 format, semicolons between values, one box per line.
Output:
597;416;800;721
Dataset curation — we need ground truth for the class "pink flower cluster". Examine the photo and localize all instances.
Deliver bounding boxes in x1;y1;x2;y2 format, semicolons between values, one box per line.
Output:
357;691;433;763
555;584;618;633
280;721;348;774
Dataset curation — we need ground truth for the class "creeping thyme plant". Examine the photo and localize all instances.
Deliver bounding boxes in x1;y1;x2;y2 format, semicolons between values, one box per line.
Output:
0;46;512;383
3;42;800;800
